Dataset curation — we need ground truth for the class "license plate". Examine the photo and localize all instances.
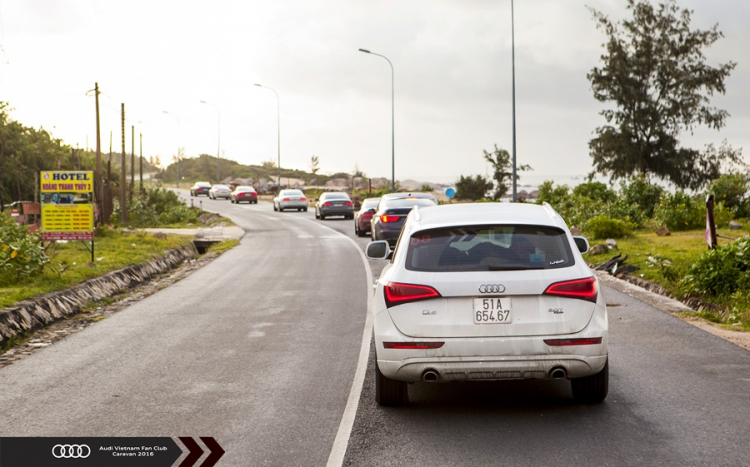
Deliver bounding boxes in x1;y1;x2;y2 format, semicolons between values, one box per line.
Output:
334;202;343;206
473;297;512;324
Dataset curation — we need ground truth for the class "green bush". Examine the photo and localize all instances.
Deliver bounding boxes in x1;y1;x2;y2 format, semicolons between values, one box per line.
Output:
0;214;50;284
113;188;200;226
583;214;636;239
572;181;617;204
610;176;664;226
653;191;705;231
682;236;750;297
709;174;748;210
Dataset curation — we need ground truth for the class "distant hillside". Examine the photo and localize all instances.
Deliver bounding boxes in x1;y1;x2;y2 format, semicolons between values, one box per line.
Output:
157;154;369;187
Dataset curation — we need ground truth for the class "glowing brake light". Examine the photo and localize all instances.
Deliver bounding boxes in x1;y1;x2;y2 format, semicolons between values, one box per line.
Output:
300;197;307;201
283;197;290;201
323;202;332;207
345;201;353;206
543;277;598;303
384;282;441;308
380;214;399;223
362;212;374;218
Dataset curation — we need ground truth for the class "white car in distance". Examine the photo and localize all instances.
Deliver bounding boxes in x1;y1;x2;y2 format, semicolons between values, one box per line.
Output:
365;202;608;406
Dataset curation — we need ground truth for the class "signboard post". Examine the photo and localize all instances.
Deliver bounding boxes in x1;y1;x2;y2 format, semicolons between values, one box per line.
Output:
40;171;95;263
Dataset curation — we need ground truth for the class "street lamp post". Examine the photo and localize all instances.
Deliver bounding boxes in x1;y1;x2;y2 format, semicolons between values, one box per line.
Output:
253;84;281;188
359;48;395;193
162;110;181;187
511;0;518;202
200;100;221;183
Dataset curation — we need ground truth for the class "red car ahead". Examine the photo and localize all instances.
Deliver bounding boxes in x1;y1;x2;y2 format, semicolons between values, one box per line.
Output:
354;197;381;237
231;186;258;204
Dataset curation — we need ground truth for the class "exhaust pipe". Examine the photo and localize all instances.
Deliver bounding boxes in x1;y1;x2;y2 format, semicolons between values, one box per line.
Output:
550;367;567;379
422;370;439;382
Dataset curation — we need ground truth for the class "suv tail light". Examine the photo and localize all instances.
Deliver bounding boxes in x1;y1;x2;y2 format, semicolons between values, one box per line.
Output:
543;277;598;303
384;282;441;308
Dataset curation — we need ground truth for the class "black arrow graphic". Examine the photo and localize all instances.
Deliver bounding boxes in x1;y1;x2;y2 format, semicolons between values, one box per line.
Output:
199;437;225;467
178;437;203;467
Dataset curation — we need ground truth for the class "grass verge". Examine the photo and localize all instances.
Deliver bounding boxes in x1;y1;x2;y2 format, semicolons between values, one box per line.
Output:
587;225;750;331
0;229;193;308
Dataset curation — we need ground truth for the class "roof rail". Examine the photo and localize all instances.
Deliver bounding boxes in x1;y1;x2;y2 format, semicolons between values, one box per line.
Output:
541;202;558;219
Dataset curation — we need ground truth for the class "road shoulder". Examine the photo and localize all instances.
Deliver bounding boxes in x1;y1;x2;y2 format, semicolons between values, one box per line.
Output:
596;270;750;351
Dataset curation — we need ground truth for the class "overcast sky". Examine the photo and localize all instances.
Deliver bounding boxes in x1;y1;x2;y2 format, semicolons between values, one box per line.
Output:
1;0;748;186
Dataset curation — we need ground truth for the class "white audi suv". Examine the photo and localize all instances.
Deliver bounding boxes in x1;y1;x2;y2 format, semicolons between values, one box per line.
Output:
365;202;608;406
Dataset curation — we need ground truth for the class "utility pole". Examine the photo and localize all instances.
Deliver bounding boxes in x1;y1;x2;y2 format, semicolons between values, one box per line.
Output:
139;133;143;192
94;82;102;224
108;131;112;183
130;125;135;202
120;104;127;224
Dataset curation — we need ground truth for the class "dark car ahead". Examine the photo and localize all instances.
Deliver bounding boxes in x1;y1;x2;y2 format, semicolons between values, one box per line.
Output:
315;192;354;220
370;193;438;246
190;182;211;197
354;197;381;237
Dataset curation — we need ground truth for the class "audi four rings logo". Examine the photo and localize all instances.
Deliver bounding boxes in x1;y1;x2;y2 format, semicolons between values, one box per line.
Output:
52;444;91;459
478;284;506;294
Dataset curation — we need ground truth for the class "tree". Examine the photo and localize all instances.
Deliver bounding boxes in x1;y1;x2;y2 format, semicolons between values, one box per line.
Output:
587;0;742;190
483;144;531;200
455;174;493;201
310;155;320;175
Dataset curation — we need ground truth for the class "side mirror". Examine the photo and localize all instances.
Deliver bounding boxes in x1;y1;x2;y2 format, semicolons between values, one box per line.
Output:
314;198;319;202
367;208;377;214
366;240;391;260
573;236;590;254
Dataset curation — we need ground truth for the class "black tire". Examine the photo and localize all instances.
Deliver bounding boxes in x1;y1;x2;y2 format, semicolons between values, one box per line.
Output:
375;361;408;406
303;208;307;212
273;204;277;211
355;224;359;236
571;359;609;403
320;213;326;220
279;207;284;212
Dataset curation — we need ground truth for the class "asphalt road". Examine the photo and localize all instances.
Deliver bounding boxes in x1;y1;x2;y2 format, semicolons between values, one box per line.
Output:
1;192;749;467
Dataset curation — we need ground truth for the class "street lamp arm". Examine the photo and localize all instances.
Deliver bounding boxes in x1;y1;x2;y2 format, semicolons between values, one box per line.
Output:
358;48;395;193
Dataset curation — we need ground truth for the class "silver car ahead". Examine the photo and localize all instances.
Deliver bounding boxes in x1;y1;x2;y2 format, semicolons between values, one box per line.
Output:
209;184;232;200
273;189;308;212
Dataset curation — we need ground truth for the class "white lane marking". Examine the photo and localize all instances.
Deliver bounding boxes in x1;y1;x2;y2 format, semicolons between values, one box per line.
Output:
292;218;373;467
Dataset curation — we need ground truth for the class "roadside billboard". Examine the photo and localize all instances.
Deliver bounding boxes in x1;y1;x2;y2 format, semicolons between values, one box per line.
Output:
40;171;95;241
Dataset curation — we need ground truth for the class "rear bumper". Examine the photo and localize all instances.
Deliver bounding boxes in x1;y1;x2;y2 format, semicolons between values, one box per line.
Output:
321;208;353;216
374;305;608;381
280;201;307;209
374;228;401;245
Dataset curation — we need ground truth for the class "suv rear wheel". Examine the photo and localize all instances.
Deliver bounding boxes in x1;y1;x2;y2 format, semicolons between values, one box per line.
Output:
571;359;608;403
375;361;408;406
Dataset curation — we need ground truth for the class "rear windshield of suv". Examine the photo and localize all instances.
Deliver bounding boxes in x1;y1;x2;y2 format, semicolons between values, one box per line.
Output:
405;224;574;272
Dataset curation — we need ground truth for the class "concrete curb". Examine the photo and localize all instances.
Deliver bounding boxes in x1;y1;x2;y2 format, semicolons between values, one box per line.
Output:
0;244;197;346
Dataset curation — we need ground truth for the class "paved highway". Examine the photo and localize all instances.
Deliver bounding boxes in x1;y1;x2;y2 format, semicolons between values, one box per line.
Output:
1;193;749;467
